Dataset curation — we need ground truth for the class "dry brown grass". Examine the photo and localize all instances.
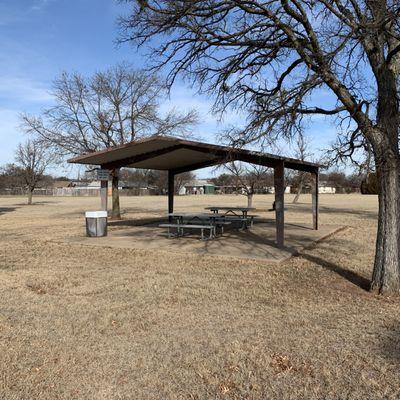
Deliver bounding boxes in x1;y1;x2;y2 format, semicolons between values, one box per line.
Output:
1;193;399;399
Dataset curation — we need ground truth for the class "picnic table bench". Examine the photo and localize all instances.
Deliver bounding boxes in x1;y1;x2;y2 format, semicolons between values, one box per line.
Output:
159;223;216;240
204;207;258;229
167;213;232;235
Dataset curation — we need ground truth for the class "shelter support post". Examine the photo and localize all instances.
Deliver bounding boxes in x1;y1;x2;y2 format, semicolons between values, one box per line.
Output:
168;171;175;218
100;180;108;212
312;171;319;230
274;162;285;248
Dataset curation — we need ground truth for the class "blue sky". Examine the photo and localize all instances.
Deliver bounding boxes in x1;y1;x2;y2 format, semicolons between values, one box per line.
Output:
0;0;339;178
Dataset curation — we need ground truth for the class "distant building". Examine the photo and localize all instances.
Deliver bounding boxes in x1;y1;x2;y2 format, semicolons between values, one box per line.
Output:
255;186;291;194
179;179;216;195
318;181;336;194
265;186;275;194
290;182;336;194
51;180;75;189
215;185;239;194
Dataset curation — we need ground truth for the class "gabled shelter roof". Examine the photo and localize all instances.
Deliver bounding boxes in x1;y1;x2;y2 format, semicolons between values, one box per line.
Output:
68;135;319;173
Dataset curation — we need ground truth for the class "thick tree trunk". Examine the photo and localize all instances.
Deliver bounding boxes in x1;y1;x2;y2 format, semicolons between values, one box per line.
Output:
111;169;121;220
247;193;253;208
27;188;33;205
370;66;400;294
371;152;400;294
292;174;304;204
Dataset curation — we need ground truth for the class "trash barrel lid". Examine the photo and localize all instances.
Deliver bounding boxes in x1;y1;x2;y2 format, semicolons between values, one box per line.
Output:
85;211;108;218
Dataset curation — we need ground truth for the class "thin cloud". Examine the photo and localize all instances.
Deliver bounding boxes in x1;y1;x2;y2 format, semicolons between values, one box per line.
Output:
0;108;24;164
31;0;56;11
0;1;55;25
0;76;53;104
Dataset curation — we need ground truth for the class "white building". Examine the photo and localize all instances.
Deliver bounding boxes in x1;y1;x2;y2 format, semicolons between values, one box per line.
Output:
179;179;216;195
264;186;291;194
318;185;336;194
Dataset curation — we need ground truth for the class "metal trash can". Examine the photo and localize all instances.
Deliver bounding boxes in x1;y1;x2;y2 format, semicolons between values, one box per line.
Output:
85;211;108;237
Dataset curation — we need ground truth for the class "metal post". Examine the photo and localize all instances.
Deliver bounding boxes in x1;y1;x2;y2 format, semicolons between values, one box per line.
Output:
274;162;285;248
100;180;108;212
168;171;175;216
312;170;319;230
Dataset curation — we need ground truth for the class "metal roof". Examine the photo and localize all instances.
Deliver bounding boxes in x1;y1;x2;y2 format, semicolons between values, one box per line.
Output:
68;135;320;173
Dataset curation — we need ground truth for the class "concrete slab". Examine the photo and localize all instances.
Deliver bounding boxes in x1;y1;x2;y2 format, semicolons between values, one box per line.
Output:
67;219;345;263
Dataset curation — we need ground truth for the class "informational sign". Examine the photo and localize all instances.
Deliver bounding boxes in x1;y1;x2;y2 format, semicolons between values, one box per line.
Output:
96;169;110;181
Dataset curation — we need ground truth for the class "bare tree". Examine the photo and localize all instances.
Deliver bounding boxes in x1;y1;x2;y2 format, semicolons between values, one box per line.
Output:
119;1;400;294
143;170;195;194
15;140;53;205
292;133;312;204
223;162;271;207
21;64;198;219
0;164;25;191
174;171;196;194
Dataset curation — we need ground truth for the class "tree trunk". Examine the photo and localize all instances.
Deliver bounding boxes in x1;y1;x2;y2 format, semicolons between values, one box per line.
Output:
111;169;121;220
292;174;304;204
27;188;33;205
247;193;253;208
370;66;400;295
370;152;400;294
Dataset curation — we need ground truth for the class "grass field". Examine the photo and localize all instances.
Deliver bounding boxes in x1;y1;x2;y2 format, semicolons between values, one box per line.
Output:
1;193;399;399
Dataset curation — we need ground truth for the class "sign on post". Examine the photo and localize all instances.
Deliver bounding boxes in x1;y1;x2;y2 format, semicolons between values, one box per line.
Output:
96;169;109;211
96;169;110;181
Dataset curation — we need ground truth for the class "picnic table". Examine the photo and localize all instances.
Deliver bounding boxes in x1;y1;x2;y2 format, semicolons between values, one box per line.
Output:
168;213;227;224
168;213;231;231
204;206;256;218
161;208;258;240
164;213;232;239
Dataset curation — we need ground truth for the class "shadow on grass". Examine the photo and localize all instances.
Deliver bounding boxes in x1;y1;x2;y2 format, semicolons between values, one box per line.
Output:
380;323;400;364
108;216;164;227
319;206;377;220
14;201;61;206
0;207;19;216
299;252;370;291
288;202;377;221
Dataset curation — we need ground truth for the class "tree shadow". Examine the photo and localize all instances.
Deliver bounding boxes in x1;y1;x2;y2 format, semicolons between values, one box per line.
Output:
380;322;400;364
0;207;19;216
108;216;165;228
286;222;314;230
299;252;370;291
288;203;377;221
14;200;61;206
318;206;377;220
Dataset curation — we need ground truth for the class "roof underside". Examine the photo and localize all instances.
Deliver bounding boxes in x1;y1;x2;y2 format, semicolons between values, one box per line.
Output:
68;136;319;174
